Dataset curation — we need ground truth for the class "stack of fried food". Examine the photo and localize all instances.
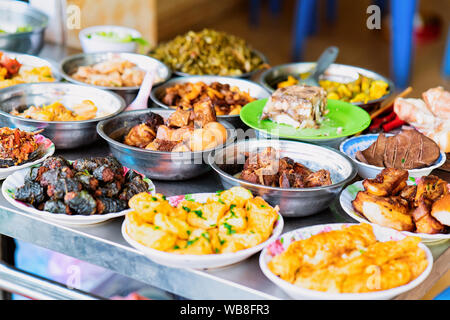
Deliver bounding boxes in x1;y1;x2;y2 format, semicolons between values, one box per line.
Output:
125;187;279;254
0;127;39;167
124;103;227;152
239;147;332;188
352;168;449;234
267;223;428;293
161;81;256;116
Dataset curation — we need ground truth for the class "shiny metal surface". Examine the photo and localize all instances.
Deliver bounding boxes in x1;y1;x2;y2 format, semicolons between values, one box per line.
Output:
208;139;357;217
150;75;270;129
0;82;126;149
0;262;101;300
258;62;395;110
0;1;48;55
173;49;269;79
60;52;172;104
97;108;236;180
0;139;448;300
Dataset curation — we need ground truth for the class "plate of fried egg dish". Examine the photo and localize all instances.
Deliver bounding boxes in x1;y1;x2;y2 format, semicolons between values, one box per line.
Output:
259;223;432;300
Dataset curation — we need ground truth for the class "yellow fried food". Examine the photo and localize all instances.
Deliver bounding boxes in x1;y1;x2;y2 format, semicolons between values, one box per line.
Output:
126;187;279;255
268;224;428;293
126;210;177;251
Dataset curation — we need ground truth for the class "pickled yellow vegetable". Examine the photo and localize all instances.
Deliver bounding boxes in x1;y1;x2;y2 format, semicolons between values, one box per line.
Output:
276;73;389;103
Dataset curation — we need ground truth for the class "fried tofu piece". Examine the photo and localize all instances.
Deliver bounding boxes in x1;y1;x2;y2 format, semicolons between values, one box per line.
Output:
170;228;213;255
363;168;408;196
187;201;228;229
218;206;248;234
153;212;192;239
219;230;263;253
245;197;279;240
125;210;177;251
215;186;253;208
352;191;414;232
128;193;173;223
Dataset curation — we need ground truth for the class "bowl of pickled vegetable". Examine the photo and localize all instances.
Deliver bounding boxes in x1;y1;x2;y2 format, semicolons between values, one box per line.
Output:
149;29;268;78
258;62;394;110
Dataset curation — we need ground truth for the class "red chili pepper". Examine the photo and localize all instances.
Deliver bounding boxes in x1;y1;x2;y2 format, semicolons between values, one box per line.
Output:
382;115;406;132
379;111;396;123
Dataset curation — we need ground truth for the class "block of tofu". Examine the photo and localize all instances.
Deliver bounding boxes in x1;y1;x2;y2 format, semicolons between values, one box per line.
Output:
261;85;327;129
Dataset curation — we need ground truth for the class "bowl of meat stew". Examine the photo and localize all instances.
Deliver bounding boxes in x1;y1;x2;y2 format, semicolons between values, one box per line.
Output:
208;139;357;217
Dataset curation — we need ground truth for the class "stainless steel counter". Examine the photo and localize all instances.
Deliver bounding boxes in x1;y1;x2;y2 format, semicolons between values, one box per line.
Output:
0;44;447;300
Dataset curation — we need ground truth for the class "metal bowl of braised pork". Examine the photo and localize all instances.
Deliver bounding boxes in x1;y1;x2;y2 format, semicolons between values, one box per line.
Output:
208;139;357;217
97;108;237;181
150;75;270;129
0;1;48;55
258;62;395;111
0;82;126;149
60;52;171;105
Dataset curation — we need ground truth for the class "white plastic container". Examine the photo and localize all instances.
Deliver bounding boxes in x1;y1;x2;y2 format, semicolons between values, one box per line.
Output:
79;25;142;53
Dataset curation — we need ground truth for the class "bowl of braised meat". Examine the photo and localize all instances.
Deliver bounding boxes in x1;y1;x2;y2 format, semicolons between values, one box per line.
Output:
150;76;270;129
340;129;446;179
2;155;155;226
97;105;236;180
208;139;357;217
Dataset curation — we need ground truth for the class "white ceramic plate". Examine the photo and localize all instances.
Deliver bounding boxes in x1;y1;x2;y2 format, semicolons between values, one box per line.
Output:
122;192;284;269
0;134;55;180
2;166;155;226
340;181;450;242
340;134;446;179
259;223;433;300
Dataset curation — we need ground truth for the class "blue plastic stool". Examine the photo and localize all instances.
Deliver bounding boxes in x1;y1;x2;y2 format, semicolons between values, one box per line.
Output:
434;286;450;300
443;27;450;78
390;0;417;89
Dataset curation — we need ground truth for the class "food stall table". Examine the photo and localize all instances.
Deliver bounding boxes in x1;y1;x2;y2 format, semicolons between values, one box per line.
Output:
0;43;448;300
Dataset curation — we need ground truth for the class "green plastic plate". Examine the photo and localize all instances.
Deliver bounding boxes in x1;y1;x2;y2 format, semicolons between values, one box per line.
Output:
240;99;371;140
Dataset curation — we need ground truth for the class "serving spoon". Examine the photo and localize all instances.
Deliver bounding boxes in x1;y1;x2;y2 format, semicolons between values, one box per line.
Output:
125;70;155;111
299;46;339;87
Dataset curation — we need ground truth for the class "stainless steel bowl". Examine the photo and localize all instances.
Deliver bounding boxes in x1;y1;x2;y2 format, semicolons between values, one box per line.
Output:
2;50;60;81
0;1;48;55
258;62;395;111
171;49;269;79
0;83;126;149
150;75;270;129
60;52;172;105
208;139;357;217
97;109;237;181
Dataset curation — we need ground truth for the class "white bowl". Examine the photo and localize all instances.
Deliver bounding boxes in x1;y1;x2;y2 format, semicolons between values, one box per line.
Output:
340;181;450;243
2;165;155;226
340;134;446;179
79;25;142;53
259;223;433;300
122;192;284;269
